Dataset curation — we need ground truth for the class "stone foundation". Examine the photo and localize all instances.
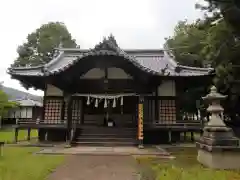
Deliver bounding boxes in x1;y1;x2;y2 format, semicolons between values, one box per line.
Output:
196;128;240;169
197;149;240;169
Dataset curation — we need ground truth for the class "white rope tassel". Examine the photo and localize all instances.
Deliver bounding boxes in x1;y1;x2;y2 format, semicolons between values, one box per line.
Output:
112;98;116;108
104;98;107;108
95;98;98;108
87;96;90;105
120;96;123;106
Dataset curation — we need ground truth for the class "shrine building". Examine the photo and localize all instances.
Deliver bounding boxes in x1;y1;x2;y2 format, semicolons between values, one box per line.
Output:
8;35;214;146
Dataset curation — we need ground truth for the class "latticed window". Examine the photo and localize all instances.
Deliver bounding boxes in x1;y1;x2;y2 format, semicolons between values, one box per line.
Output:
159;99;176;124
64;98;82;124
72;99;82;124
44;99;62;124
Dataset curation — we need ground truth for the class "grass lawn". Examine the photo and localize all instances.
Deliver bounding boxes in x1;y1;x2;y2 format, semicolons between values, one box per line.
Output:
0;130;64;180
0;129;38;143
0;147;64;180
137;147;240;180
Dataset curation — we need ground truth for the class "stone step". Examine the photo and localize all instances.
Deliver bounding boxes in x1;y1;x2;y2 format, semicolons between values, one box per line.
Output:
77;137;136;142
80;131;136;135
80;130;137;135
73;141;137;146
81;126;136;130
78;133;136;138
80;127;136;132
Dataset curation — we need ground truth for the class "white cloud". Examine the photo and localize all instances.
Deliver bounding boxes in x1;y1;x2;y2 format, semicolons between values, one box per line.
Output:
0;0;204;96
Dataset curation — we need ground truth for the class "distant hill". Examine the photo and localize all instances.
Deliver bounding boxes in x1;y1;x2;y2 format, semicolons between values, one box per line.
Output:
1;86;43;102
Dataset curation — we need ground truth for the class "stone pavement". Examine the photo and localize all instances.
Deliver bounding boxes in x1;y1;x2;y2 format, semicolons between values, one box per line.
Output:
38;145;171;157
45;146;173;180
48;155;140;180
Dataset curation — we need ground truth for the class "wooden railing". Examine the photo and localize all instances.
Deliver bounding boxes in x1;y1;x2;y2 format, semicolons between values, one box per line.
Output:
16;119;67;125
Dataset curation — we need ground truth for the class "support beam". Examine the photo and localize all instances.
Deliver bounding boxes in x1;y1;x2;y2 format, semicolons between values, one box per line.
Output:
65;95;73;147
168;130;172;144
191;132;194;142
155;86;159;121
45;131;48;141
14;128;19;143
27;128;31;141
61;99;65;123
184;132;187;141
42;87;46;121
80;97;84;124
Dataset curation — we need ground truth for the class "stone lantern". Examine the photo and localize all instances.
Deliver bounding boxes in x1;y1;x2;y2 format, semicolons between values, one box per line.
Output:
196;86;240;169
202;86;226;127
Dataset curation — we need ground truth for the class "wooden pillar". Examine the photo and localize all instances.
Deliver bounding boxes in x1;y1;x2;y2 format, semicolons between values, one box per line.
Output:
190;132;194;142
155;87;159;122
41;89;46;122
175;79;181;122
138;96;144;149
80;97;84;124
184;131;187;141
65;95;73;147
27;128;31;141
168;129;172;144
61;99;65;123
45;130;48;141
14;128;19;143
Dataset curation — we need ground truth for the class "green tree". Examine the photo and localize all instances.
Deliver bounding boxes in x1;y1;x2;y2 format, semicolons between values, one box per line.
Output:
164;6;240;120
165;18;238;91
165;20;207;67
0;90;18;128
13;22;78;67
196;0;240;36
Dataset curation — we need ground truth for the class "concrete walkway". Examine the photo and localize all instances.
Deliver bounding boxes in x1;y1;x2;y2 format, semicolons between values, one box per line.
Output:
48;155;140;180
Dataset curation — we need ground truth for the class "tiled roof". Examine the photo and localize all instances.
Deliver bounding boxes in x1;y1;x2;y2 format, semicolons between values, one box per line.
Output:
8;36;213;77
11;98;43;107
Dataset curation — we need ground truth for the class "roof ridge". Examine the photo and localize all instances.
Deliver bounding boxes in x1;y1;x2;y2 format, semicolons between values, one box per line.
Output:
163;51;178;68
44;51;65;69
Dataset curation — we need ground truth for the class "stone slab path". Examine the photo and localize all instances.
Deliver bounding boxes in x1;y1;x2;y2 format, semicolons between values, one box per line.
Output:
48;155;140;180
38;146;170;156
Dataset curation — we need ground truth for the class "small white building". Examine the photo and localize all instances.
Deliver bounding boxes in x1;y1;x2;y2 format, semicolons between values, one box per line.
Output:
7;98;43;123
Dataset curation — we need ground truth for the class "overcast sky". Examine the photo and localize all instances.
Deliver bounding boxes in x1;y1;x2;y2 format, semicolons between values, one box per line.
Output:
0;0;204;96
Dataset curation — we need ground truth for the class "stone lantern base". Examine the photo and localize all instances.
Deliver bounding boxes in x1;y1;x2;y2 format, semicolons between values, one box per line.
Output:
196;126;240;169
